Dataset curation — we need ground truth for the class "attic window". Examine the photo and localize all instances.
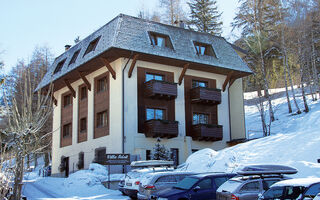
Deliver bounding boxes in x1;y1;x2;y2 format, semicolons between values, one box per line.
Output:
83;36;101;57
69;50;80;66
53;59;66;74
193;42;216;57
149;32;173;49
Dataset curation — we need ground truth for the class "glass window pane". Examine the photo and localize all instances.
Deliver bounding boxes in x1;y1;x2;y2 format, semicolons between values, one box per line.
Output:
200;46;206;55
198;82;206;87
214;177;228;188
240;181;260;192
193;113;198;125
155;109;163;119
197;179;212;189
146;109;154;120
263;187;284;199
157;37;164;47
155;75;164;81
304;183;320;197
146;74;154;82
196;45;200;54
151;35;156;45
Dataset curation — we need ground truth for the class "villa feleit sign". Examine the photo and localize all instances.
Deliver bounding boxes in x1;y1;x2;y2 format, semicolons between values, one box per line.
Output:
105;154;130;165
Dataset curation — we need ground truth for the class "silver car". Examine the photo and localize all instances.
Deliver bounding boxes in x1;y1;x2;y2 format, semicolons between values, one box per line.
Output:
216;175;287;200
137;171;195;200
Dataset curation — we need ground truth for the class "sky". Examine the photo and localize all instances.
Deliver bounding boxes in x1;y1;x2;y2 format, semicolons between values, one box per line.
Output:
0;0;239;73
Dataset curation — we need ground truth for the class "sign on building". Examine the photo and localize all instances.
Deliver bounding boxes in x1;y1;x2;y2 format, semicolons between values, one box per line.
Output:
105;154;130;165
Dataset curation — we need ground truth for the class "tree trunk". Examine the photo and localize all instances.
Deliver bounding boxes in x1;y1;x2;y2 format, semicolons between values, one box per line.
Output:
311;30;320;99
13;152;24;200
34;153;38;168
26;154;30;170
44;152;50;167
299;58;309;112
287;65;301;114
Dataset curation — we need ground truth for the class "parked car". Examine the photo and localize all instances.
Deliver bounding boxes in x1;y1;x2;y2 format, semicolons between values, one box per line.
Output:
119;160;174;198
153;172;236;200
137;171;196;200
216;164;297;200
259;178;320;200
313;193;320;200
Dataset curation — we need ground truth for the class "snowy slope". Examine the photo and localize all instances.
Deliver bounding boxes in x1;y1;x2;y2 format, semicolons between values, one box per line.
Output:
179;88;320;178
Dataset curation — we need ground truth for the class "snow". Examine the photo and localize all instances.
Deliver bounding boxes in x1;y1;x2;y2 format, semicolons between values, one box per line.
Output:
179;87;320;178
272;178;320;187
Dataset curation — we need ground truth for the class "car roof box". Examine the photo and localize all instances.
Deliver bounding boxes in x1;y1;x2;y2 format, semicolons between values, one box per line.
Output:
130;160;174;168
237;164;298;175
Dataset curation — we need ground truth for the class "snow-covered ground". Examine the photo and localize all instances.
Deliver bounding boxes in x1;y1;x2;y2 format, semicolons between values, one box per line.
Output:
22;87;320;199
179;87;320;178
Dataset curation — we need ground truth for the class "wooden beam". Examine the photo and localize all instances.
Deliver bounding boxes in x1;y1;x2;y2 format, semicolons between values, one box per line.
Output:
229;77;237;89
178;63;189;85
77;71;91;91
128;54;139;78
222;71;234;92
100;57;116;80
64;79;76;98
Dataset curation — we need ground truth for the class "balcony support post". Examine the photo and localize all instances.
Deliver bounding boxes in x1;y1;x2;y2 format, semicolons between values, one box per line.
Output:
222;71;234;92
128;54;139;78
178;63;189;85
77;71;91;91
100;57;116;80
64;79;76;98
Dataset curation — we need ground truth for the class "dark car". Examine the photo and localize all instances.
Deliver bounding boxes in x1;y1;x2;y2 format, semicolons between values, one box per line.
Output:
154;173;236;200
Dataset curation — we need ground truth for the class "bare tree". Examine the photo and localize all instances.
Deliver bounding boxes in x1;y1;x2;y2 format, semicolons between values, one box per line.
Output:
1;64;54;199
159;0;186;25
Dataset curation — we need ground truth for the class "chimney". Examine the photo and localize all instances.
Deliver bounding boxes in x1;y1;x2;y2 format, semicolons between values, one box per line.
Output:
65;45;71;51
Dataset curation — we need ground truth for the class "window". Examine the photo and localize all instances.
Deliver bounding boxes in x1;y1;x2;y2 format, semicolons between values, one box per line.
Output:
83;36;101;57
149;32;173;49
80;86;87;100
156;176;176;184
80;118;87;133
97;77;107;93
263;187;284;199
146;108;165;120
192;80;208;88
193;113;209;125
193;41;216;57
304;183;320;198
63;123;72;138
240;181;260;192
69;50;80;66
63;94;72;107
263;180;280;191
214;177;229;188
146;150;151;160
53;59;66;74
196;178;212;189
284;186;304;199
146;73;164;82
192;149;199;153
96;110;108;128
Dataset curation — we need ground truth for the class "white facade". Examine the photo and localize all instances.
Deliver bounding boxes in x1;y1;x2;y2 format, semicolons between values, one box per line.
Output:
52;58;246;175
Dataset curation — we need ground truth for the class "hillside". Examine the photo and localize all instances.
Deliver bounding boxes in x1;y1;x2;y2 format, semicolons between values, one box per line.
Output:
179;88;320;178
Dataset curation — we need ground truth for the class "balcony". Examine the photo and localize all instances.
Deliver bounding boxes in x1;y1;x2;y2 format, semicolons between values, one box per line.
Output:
190;87;221;105
144;80;177;100
144;119;179;138
191;124;223;141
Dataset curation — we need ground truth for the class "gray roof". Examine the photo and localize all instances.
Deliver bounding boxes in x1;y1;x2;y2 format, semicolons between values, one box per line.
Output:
37;14;251;91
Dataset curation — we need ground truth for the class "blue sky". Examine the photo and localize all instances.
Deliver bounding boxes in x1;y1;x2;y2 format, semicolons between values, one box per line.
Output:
0;0;239;73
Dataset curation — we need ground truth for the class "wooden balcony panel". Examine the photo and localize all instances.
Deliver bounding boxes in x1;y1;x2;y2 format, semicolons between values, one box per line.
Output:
144;80;177;100
191;124;223;141
190;87;221;105
144;119;179;138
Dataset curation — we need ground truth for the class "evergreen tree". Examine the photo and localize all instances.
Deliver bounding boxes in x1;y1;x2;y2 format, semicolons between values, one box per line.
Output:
188;0;223;35
151;138;171;160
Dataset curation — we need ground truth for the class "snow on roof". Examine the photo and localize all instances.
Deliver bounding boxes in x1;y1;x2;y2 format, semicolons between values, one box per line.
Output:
36;14;251;91
272;178;320;187
131;160;174;167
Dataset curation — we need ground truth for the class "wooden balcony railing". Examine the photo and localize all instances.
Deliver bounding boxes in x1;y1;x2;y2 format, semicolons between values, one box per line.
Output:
144;80;177;100
144;119;179;138
190;87;221;105
191;123;223;141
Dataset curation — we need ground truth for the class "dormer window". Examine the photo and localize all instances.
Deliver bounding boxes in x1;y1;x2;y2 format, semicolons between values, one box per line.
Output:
83;36;101;57
193;42;216;57
68;50;80;66
149;32;173;49
53;59;66;74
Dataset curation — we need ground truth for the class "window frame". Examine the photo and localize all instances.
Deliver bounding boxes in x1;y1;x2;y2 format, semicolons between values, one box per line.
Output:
193;41;216;57
63;123;72;138
146;108;166;121
192;80;208;88
80;85;87;100
63;94;72;107
83;36;101;57
53;59;66;74
79;117;87;133
145;73;165;82
148;32;174;49
96;110;108;128
192;112;210;125
68;50;80;66
96;76;108;93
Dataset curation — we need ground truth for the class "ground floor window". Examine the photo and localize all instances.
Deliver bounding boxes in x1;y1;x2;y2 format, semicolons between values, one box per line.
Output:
77;152;84;169
94;147;106;164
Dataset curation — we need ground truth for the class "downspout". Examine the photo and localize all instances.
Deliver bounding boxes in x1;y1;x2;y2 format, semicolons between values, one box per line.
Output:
122;52;134;155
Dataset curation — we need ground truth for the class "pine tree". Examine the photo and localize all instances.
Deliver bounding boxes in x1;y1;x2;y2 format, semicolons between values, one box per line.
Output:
151;138;171;160
188;0;223;35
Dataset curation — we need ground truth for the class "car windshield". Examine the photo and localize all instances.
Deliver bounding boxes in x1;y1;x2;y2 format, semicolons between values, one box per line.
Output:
217;180;242;192
174;177;199;190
